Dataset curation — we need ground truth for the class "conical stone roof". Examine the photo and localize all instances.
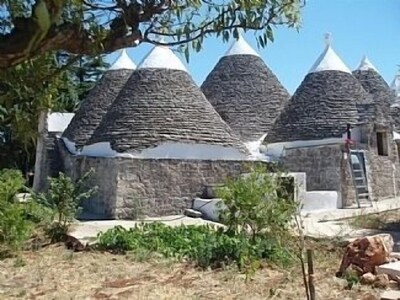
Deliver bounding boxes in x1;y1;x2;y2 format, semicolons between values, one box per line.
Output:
86;45;247;158
201;35;290;142
62;49;136;149
266;37;372;143
353;56;394;126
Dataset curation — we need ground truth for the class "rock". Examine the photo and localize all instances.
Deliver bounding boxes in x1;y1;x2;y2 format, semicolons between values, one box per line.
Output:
184;208;203;218
361;272;376;285
389;280;399;289
337;235;391;277
374;273;390;289
377;262;400;279
379;234;395;253
333;276;348;289
380;290;400;300
64;234;86;252
390;253;400;260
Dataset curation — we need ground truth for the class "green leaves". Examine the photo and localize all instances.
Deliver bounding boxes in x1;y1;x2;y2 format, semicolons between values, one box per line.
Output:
217;165;298;238
96;223;293;270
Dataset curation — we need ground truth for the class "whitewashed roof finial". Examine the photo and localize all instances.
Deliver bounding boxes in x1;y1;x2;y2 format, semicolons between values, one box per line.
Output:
224;33;260;57
324;32;332;46
356;55;378;72
109;49;136;70
137;45;188;72
308;33;351;74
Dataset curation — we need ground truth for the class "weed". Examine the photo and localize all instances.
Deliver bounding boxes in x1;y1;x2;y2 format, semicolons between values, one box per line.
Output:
13;256;26;268
97;223;293;271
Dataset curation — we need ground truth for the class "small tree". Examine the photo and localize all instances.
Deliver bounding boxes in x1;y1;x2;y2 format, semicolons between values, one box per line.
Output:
217;165;297;241
34;170;97;239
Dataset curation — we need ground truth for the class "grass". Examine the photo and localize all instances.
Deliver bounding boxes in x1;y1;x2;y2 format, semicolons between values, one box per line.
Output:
349;210;400;231
0;240;380;299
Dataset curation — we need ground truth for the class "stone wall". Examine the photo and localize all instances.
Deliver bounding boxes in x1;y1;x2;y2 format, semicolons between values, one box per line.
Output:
364;130;400;201
283;144;342;190
61;144;270;218
35;132;64;192
59;143;306;219
282;133;400;207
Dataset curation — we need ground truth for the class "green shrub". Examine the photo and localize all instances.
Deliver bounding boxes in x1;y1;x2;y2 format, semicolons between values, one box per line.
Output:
0;202;32;255
0;169;32;256
34;170;96;240
217;165;298;239
96;223;293;270
0;168;25;203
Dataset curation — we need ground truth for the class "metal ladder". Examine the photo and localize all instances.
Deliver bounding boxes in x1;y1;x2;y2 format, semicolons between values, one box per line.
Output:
349;151;373;208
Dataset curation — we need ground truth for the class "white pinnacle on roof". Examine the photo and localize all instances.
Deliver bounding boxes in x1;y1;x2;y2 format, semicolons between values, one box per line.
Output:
356;55;378;72
109;49;136;70
308;33;351;74
224;34;260;57
137;45;188;72
391;75;400;97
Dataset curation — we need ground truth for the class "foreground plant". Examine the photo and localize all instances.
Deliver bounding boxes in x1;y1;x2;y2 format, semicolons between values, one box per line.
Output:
97;223;293;271
34;170;97;241
217;165;297;240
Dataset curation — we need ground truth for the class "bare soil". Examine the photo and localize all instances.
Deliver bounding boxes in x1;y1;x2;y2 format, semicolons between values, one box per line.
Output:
0;242;382;300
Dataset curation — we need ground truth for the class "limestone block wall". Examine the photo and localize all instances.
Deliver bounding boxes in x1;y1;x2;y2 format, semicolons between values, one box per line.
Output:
114;159;248;218
60;145;306;219
282;144;355;207
282;144;343;190
364;131;400;201
282;137;400;207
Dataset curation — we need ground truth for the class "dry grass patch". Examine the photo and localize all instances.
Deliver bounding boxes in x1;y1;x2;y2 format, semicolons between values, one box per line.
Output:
0;241;381;300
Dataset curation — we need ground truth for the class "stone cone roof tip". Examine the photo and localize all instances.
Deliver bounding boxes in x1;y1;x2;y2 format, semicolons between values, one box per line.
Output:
356;55;378;72
109;49;136;70
353;57;394;126
224;34;260;57
267;36;375;144
308;34;351;74
137;45;187;72
201;39;289;142
87;66;247;155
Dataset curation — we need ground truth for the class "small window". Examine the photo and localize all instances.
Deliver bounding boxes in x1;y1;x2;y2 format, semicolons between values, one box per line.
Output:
377;132;389;156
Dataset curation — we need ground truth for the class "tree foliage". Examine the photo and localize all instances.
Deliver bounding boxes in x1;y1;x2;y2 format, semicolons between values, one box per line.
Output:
0;0;304;68
0;52;108;172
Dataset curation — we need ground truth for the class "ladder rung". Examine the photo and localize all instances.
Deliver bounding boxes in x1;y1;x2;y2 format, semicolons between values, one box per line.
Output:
354;177;365;180
358;193;369;198
356;185;368;189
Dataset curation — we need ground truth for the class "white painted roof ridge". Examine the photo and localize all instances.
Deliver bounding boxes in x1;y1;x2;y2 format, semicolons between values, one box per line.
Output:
224;33;260;57
137;45;188;72
356;55;378;72
109;49;136;70
308;33;351;74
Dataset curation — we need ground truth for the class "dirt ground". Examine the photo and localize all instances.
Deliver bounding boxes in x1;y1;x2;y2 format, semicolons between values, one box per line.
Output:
0;243;382;300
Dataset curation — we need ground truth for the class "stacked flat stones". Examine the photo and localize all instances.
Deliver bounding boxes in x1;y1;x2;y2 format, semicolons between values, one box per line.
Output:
201;35;289;142
390;75;400;131
87;45;247;154
63;50;136;149
353;56;394;127
266;40;372;143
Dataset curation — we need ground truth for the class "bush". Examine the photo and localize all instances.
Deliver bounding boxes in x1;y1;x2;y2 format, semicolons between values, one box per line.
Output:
217;165;298;239
96;223;293;270
0;168;25;203
33;170;96;241
0;169;32;256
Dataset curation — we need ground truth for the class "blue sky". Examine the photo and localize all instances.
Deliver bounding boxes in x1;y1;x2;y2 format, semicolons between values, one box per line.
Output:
106;0;400;93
